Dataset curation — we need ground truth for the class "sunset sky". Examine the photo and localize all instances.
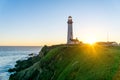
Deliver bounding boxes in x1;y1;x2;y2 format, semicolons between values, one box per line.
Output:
0;0;120;46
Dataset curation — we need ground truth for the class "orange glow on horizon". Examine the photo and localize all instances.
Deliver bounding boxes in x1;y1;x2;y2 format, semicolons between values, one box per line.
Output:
0;40;66;46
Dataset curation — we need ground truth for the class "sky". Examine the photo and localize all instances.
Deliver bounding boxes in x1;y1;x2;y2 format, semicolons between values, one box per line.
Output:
0;0;120;46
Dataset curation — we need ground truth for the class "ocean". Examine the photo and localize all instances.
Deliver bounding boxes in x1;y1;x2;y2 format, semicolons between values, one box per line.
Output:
0;46;42;80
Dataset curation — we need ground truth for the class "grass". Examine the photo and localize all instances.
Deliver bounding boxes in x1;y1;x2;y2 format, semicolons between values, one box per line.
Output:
40;44;120;80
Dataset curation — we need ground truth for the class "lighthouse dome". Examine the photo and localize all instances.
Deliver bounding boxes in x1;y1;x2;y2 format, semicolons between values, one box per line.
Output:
68;16;72;18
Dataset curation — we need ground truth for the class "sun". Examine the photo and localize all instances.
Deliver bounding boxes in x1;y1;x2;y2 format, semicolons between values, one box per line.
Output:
85;37;97;45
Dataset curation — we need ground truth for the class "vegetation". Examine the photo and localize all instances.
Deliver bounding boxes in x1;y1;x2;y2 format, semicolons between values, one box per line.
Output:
9;44;120;80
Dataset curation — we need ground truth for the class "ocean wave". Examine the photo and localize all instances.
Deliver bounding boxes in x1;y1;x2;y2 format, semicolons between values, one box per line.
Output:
0;46;41;80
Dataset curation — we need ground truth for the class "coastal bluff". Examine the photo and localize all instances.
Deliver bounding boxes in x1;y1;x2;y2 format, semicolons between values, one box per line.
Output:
9;44;120;80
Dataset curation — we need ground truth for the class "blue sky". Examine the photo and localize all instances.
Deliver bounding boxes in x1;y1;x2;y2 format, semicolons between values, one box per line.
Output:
0;0;120;46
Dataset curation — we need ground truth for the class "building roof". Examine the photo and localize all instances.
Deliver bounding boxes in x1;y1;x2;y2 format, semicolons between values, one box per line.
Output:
96;42;118;45
70;39;79;42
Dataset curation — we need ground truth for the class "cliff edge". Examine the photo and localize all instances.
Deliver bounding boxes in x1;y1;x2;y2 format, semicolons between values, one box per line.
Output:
9;44;120;80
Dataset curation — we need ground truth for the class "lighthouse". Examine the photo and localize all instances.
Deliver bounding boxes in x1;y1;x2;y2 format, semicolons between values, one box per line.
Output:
67;16;73;44
67;16;79;44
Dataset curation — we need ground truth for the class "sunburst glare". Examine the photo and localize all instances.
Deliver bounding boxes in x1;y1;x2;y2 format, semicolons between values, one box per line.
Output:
85;36;97;45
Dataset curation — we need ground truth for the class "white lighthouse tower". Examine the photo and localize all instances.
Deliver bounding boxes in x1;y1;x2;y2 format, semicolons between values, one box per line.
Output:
67;16;73;44
67;16;80;44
